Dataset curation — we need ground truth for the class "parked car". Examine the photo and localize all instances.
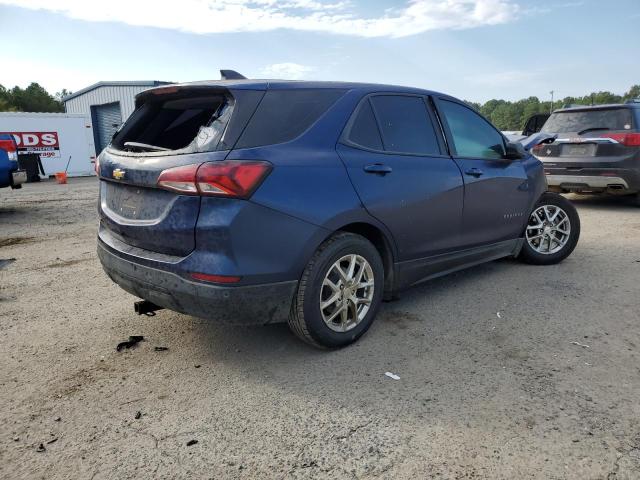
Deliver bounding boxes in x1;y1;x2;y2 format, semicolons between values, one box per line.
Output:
0;134;26;189
522;113;550;137
503;113;550;142
97;80;580;348
533;102;640;205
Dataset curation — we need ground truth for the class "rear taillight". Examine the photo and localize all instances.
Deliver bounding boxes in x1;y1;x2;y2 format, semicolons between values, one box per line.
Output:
600;133;640;146
157;161;271;198
157;163;200;194
0;138;18;162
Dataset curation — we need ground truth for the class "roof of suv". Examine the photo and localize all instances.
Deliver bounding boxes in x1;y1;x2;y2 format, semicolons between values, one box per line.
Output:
553;103;640;113
141;79;448;98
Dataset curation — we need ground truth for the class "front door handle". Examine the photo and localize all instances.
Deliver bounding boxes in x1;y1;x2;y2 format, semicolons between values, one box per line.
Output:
464;167;484;177
364;164;392;175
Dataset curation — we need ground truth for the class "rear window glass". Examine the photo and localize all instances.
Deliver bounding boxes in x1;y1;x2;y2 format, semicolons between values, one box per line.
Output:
370;95;441;155
112;94;228;153
236;89;346;149
542;108;634;133
348;100;383;150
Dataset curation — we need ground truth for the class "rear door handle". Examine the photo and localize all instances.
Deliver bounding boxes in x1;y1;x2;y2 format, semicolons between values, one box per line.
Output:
364;164;392;175
464;168;484;177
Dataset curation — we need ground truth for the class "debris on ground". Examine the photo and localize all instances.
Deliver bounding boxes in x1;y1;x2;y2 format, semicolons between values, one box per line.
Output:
46;437;58;445
186;439;198;446
570;341;590;348
36;443;46;452
0;258;15;270
497;311;502;318
194;365;201;369
154;346;169;352
384;372;400;380
135;411;142;420
54;416;61;422
116;336;144;352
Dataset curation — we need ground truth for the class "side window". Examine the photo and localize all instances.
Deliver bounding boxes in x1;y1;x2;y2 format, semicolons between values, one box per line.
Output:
370;95;441;155
439;100;505;159
236;89;346;149
348;99;383;150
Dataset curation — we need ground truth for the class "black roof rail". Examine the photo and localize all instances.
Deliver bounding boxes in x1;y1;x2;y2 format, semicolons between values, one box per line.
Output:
220;70;247;80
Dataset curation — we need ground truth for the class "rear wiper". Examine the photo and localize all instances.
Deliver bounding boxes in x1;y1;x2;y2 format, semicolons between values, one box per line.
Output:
577;127;611;135
123;141;170;152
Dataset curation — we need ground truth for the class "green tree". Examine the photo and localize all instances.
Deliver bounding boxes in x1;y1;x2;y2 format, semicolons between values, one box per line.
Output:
623;85;640;101
0;83;64;113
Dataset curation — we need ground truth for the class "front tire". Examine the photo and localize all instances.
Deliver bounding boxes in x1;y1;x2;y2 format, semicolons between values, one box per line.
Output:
519;192;580;265
288;232;384;348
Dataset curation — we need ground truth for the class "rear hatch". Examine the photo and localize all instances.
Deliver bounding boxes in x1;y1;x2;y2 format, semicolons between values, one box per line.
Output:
533;106;640;171
98;84;265;256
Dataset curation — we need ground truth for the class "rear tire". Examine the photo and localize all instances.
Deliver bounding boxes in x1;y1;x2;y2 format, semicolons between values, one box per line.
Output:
288;232;384;349
519;193;580;265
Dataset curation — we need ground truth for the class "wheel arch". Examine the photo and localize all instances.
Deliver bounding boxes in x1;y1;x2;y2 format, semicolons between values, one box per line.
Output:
332;221;397;296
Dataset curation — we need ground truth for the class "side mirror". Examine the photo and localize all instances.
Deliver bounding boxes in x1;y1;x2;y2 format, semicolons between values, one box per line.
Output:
504;141;526;160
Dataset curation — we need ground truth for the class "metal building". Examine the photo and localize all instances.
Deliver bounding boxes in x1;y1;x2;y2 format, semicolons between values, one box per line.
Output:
63;81;170;153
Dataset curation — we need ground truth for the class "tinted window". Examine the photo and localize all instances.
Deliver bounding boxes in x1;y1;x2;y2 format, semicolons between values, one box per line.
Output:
370;96;440;155
236;89;346;148
348;100;383;150
440;100;505;159
542;108;634;133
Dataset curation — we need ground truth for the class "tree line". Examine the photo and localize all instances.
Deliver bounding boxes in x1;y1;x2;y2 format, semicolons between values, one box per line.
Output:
1;81;638;131
0;83;70;113
467;85;640;131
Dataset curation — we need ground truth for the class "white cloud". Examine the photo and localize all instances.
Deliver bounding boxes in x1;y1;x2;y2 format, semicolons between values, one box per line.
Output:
260;63;315;79
1;0;521;38
1;57;96;92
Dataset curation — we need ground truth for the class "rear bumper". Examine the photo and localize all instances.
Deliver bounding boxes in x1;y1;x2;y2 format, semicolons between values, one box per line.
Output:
98;239;298;325
545;170;640;194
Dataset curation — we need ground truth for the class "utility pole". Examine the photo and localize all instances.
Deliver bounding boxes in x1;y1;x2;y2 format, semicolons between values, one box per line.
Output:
550;90;554;113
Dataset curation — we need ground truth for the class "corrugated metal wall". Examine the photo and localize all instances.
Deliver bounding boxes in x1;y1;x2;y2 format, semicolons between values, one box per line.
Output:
64;85;152;121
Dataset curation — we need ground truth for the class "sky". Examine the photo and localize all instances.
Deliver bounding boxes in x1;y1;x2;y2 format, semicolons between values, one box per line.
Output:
0;0;638;103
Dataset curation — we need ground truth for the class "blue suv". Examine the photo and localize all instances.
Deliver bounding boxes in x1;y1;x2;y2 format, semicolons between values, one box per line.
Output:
97;80;580;348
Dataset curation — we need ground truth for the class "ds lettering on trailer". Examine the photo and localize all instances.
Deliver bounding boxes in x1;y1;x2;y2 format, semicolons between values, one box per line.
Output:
0;132;61;158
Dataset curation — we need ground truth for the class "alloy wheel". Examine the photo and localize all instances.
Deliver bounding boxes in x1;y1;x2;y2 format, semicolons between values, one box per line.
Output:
319;254;375;332
526;205;571;255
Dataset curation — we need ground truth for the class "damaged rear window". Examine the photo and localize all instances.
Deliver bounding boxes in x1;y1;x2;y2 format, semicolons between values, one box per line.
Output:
111;93;231;154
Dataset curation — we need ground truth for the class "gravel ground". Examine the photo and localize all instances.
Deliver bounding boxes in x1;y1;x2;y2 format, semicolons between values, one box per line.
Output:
1;177;639;479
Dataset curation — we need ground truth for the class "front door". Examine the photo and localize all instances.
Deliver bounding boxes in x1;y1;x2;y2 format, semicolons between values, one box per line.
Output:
435;98;531;247
337;94;464;262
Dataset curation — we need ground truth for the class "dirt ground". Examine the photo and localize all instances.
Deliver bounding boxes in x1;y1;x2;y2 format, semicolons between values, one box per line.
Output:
1;177;639;479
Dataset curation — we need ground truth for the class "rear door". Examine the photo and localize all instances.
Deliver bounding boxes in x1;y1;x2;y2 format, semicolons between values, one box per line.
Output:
337;94;464;262
435;98;531;247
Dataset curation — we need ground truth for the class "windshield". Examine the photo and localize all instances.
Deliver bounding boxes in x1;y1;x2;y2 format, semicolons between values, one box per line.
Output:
542;108;634;134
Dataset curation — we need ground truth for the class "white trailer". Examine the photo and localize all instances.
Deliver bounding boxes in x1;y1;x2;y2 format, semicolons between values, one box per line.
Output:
0;112;96;177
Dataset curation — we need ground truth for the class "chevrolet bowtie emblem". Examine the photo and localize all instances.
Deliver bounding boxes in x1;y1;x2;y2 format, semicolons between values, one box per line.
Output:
112;168;125;180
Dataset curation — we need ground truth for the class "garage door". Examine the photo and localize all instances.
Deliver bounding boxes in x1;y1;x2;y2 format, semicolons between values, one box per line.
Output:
93;102;122;153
